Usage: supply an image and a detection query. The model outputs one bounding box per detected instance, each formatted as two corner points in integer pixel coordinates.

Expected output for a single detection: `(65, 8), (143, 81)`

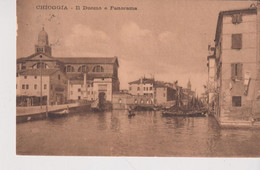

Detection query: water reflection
(17, 110), (260, 156)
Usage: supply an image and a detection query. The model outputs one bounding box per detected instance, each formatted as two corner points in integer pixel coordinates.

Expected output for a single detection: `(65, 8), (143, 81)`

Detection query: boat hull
(162, 111), (206, 117)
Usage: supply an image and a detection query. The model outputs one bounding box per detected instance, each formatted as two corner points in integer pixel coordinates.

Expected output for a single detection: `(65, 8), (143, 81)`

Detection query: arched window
(92, 65), (104, 72)
(78, 65), (87, 73)
(32, 62), (49, 69)
(65, 65), (75, 72)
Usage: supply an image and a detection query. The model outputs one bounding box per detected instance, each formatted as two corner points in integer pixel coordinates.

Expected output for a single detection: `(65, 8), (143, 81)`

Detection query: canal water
(17, 110), (260, 157)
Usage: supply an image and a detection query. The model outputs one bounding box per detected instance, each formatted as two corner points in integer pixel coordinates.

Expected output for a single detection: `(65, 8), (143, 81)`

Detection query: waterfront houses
(208, 3), (260, 127)
(128, 77), (178, 106)
(16, 27), (120, 106)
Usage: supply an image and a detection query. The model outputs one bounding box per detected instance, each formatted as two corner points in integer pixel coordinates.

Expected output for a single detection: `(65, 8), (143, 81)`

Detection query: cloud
(120, 22), (154, 45)
(62, 24), (112, 57)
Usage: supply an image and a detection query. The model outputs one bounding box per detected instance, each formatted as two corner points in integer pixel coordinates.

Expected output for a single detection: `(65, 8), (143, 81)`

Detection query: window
(22, 84), (25, 89)
(92, 65), (104, 72)
(137, 87), (140, 91)
(58, 74), (60, 80)
(232, 34), (242, 49)
(231, 63), (243, 80)
(51, 85), (53, 90)
(26, 84), (29, 89)
(232, 14), (242, 24)
(146, 87), (148, 91)
(232, 96), (241, 107)
(163, 93), (166, 97)
(134, 99), (138, 103)
(78, 65), (87, 72)
(143, 87), (145, 91)
(150, 87), (153, 90)
(44, 84), (47, 89)
(78, 88), (81, 92)
(32, 63), (49, 69)
(66, 65), (75, 72)
(24, 76), (27, 79)
(78, 96), (81, 100)
(34, 76), (37, 79)
(34, 84), (37, 90)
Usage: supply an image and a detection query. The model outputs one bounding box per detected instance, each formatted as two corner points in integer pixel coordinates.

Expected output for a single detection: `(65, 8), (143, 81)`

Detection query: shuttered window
(232, 34), (242, 49)
(231, 63), (243, 80)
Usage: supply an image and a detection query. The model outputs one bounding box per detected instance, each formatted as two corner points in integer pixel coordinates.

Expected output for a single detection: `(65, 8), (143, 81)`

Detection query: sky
(16, 0), (255, 95)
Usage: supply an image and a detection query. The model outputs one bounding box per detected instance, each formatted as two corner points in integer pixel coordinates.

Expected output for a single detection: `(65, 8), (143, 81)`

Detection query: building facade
(17, 28), (120, 106)
(16, 69), (67, 106)
(212, 4), (260, 126)
(128, 77), (177, 106)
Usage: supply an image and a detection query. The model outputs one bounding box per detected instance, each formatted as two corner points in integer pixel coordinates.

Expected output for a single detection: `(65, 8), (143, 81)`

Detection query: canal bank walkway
(16, 103), (80, 116)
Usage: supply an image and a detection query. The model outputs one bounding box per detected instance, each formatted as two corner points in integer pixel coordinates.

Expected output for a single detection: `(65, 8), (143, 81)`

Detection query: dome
(38, 27), (49, 46)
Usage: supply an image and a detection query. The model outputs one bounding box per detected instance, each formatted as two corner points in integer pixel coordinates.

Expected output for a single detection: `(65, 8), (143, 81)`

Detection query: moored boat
(162, 110), (206, 117)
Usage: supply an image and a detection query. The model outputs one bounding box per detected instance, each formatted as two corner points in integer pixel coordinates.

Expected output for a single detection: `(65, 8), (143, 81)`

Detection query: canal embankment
(16, 103), (91, 123)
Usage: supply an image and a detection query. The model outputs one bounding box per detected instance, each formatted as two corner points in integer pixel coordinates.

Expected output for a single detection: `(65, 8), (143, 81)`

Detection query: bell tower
(35, 27), (52, 56)
(187, 79), (191, 90)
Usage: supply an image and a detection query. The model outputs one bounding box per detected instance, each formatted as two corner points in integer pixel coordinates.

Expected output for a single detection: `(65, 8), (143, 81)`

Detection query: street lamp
(40, 55), (42, 109)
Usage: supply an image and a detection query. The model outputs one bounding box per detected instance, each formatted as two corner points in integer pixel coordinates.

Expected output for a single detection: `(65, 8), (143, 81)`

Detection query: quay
(16, 103), (91, 123)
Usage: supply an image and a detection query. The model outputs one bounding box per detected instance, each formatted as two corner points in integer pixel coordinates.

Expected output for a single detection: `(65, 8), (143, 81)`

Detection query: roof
(154, 81), (176, 90)
(56, 56), (119, 66)
(17, 69), (60, 76)
(215, 7), (257, 45)
(128, 78), (155, 84)
(17, 52), (57, 63)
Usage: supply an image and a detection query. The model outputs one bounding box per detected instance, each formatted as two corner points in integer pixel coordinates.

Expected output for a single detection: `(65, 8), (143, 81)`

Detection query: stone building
(16, 27), (120, 105)
(60, 57), (119, 102)
(16, 69), (67, 106)
(212, 3), (260, 127)
(128, 77), (177, 106)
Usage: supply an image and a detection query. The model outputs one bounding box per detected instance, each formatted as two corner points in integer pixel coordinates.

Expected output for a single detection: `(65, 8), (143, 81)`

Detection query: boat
(162, 89), (207, 117)
(162, 110), (206, 117)
(131, 105), (155, 111)
(48, 109), (69, 118)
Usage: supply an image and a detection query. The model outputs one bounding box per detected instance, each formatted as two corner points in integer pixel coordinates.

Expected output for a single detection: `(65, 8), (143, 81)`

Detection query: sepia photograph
(15, 0), (260, 158)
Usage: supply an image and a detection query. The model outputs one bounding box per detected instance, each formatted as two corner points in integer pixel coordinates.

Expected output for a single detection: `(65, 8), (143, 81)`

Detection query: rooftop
(215, 6), (257, 45)
(17, 69), (60, 76)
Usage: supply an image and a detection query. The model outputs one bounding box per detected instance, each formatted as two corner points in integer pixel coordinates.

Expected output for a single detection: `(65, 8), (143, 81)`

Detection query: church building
(16, 27), (120, 106)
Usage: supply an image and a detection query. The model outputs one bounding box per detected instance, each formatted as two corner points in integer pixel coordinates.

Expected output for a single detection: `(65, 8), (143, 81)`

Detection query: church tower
(35, 27), (52, 56)
(187, 79), (191, 90)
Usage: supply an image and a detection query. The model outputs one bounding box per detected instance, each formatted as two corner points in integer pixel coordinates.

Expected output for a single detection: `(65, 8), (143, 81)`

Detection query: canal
(17, 110), (260, 157)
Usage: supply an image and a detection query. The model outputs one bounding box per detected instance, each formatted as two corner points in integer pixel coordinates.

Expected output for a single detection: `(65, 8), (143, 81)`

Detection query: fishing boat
(162, 89), (207, 117)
